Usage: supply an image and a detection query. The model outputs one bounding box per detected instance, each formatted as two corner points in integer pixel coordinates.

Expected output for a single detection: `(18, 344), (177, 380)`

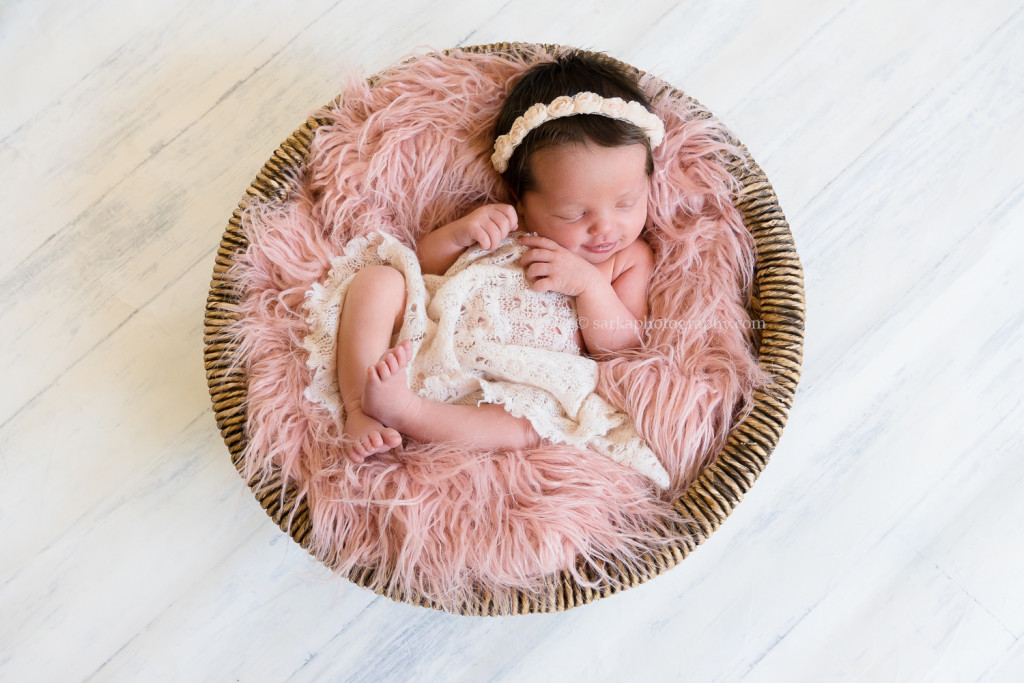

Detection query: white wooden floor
(2, 1), (1022, 681)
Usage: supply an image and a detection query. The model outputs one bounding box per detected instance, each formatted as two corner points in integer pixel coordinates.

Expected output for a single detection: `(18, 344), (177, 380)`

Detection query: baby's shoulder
(611, 238), (655, 281)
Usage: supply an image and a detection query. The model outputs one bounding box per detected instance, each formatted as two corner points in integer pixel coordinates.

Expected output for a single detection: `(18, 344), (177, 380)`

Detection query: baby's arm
(417, 204), (518, 275)
(520, 236), (654, 354)
(576, 240), (654, 353)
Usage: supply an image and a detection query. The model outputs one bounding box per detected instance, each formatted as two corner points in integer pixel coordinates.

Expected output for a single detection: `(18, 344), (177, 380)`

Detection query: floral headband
(491, 91), (665, 173)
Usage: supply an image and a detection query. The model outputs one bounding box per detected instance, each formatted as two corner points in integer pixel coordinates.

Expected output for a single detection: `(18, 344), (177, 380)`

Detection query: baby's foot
(341, 407), (402, 463)
(362, 339), (419, 431)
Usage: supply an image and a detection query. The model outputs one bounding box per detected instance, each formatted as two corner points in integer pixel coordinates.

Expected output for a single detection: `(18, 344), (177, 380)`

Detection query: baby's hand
(519, 235), (602, 296)
(448, 204), (518, 251)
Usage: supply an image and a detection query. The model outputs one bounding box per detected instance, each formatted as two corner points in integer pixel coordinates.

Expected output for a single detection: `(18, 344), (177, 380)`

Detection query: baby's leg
(336, 265), (407, 462)
(364, 342), (540, 450)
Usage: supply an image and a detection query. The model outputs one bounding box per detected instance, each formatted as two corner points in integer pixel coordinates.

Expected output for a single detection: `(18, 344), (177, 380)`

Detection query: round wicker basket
(204, 42), (805, 615)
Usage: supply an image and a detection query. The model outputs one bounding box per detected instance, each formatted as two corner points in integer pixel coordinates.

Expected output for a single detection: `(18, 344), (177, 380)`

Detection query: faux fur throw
(231, 47), (767, 611)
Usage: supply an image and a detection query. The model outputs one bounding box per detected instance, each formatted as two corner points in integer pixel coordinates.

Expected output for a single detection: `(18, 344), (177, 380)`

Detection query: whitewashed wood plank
(898, 311), (1024, 636)
(637, 0), (848, 113)
(456, 0), (684, 63)
(0, 0), (185, 138)
(0, 0), (343, 280)
(745, 530), (1018, 682)
(0, 417), (260, 681)
(982, 637), (1024, 682)
(793, 9), (1023, 392)
(715, 0), (1021, 218)
(0, 256), (218, 572)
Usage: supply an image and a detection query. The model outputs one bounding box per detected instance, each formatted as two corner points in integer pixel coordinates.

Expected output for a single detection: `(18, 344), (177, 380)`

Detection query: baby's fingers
(488, 206), (517, 242)
(518, 234), (561, 250)
(485, 215), (519, 249)
(520, 246), (554, 268)
(491, 203), (518, 230)
(466, 224), (495, 250)
(525, 262), (552, 282)
(528, 276), (556, 293)
(475, 222), (503, 250)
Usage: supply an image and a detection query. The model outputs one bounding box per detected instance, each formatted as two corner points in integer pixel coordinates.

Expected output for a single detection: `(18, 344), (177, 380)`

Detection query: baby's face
(519, 142), (649, 264)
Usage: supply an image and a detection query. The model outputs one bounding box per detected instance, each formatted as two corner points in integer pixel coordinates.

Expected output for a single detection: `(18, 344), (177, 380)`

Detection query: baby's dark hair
(495, 50), (656, 199)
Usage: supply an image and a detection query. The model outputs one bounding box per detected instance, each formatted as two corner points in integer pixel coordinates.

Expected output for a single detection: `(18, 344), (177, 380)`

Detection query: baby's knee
(348, 265), (407, 331)
(351, 264), (404, 285)
(350, 265), (406, 297)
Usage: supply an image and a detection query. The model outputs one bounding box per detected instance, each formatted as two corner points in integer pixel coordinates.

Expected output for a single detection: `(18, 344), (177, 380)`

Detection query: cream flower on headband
(491, 91), (665, 173)
(546, 95), (576, 118)
(574, 92), (603, 113)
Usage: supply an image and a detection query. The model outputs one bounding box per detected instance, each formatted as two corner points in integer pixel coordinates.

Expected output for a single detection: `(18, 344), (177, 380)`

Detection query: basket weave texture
(203, 43), (805, 615)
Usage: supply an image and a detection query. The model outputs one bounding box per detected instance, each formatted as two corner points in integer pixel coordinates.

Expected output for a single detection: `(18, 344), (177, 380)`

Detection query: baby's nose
(588, 211), (612, 234)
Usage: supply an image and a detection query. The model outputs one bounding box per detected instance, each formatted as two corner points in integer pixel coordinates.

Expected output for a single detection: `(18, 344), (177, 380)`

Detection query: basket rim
(203, 41), (805, 615)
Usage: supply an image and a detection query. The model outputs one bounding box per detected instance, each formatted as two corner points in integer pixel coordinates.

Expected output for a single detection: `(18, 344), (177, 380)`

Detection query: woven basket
(204, 42), (805, 615)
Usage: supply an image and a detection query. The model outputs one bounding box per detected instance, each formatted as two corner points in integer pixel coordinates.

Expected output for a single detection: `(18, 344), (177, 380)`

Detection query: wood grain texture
(2, 0), (1022, 680)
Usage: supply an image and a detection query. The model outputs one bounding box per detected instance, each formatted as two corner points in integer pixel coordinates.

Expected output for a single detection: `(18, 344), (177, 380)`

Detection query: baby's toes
(394, 340), (411, 366)
(368, 361), (387, 382)
(381, 427), (402, 448)
(363, 431), (383, 450)
(374, 348), (400, 376)
(344, 441), (366, 464)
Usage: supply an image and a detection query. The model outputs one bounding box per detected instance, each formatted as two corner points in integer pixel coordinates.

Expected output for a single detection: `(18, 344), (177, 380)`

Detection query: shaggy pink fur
(230, 48), (766, 611)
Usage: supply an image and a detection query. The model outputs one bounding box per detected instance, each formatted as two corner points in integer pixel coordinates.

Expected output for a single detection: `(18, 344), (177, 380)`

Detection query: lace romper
(302, 230), (669, 489)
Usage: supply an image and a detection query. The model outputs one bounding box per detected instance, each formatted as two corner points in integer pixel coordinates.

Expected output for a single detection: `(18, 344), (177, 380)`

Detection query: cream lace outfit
(301, 230), (670, 489)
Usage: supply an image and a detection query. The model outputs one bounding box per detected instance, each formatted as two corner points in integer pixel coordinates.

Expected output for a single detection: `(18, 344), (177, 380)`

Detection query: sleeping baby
(301, 50), (671, 489)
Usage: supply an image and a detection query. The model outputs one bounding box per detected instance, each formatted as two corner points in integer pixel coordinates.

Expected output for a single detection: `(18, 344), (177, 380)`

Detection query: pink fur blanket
(232, 47), (766, 612)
